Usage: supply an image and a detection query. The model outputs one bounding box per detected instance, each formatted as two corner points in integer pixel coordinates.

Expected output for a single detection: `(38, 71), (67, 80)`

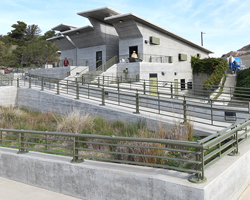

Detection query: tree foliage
(22, 39), (59, 67)
(7, 21), (27, 46)
(25, 24), (42, 41)
(0, 21), (59, 68)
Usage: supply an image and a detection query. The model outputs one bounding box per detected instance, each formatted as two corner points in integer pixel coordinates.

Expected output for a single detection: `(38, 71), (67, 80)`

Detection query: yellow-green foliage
(191, 56), (227, 88)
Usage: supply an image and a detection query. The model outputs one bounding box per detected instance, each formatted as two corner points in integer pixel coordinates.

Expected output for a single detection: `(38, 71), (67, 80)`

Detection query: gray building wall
(62, 18), (119, 70)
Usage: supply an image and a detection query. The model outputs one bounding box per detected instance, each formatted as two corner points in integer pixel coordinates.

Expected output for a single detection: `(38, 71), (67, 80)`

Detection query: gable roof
(105, 13), (213, 54)
(51, 24), (79, 32)
(77, 6), (122, 25)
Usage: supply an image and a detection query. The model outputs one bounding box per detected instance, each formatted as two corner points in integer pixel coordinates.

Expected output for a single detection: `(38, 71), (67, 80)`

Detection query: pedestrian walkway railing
(13, 74), (250, 128)
(0, 73), (13, 86)
(0, 116), (249, 183)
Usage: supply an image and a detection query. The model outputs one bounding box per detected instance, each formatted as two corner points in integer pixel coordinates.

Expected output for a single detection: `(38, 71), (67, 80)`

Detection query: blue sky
(1, 0), (250, 57)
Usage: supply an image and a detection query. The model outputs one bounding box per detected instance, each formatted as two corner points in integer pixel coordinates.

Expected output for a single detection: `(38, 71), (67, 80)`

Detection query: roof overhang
(51, 23), (79, 32)
(105, 13), (213, 54)
(62, 25), (94, 36)
(46, 35), (64, 41)
(77, 6), (122, 25)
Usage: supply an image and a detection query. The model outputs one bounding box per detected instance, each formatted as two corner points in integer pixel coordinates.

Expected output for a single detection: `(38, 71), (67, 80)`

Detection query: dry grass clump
(115, 120), (194, 166)
(55, 110), (94, 134)
(0, 106), (24, 127)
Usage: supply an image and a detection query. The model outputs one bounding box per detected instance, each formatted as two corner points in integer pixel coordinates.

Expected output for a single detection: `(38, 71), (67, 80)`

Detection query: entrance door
(149, 73), (158, 96)
(96, 51), (102, 69)
(129, 46), (138, 58)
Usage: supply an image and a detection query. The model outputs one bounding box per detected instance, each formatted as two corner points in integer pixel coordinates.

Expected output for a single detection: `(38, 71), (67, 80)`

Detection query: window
(181, 79), (185, 90)
(150, 36), (160, 45)
(179, 54), (187, 61)
(187, 82), (192, 89)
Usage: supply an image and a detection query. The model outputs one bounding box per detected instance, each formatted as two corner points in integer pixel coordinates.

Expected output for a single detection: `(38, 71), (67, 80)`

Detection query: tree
(26, 24), (42, 41)
(7, 21), (27, 46)
(22, 39), (59, 67)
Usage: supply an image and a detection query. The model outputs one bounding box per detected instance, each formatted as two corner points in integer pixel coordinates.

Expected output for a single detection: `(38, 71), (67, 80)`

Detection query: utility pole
(201, 32), (206, 46)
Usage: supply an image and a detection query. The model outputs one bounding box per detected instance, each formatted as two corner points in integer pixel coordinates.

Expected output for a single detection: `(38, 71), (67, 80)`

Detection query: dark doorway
(96, 51), (102, 69)
(129, 46), (138, 58)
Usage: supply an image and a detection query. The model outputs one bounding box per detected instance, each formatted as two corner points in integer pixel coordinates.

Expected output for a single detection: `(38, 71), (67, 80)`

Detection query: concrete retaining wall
(0, 86), (17, 106)
(0, 136), (250, 200)
(27, 66), (89, 79)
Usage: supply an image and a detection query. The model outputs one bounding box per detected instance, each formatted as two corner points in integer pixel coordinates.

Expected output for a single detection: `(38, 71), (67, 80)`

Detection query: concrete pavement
(238, 183), (250, 200)
(0, 177), (81, 200)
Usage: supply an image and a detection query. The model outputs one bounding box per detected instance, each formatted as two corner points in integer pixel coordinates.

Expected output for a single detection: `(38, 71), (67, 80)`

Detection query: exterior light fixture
(76, 31), (80, 34)
(119, 20), (123, 23)
(174, 72), (178, 75)
(57, 38), (60, 41)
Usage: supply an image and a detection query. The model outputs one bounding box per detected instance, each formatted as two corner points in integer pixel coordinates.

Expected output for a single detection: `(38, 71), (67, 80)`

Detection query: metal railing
(96, 55), (118, 72)
(119, 54), (172, 63)
(0, 116), (249, 183)
(15, 74), (250, 129)
(0, 73), (13, 86)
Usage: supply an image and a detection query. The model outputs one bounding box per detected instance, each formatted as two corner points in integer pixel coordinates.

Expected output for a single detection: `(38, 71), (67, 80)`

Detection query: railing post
(183, 96), (187, 124)
(45, 132), (48, 151)
(17, 78), (19, 88)
(143, 80), (146, 95)
(11, 78), (13, 86)
(210, 99), (213, 125)
(188, 148), (206, 183)
(171, 83), (173, 98)
(67, 79), (69, 94)
(88, 83), (90, 98)
(98, 77), (100, 88)
(41, 77), (44, 91)
(158, 92), (160, 114)
(75, 83), (79, 99)
(103, 75), (105, 85)
(71, 136), (84, 163)
(100, 88), (105, 106)
(133, 90), (140, 114)
(229, 130), (240, 156)
(56, 79), (59, 95)
(29, 75), (31, 88)
(18, 132), (28, 154)
(0, 129), (2, 145)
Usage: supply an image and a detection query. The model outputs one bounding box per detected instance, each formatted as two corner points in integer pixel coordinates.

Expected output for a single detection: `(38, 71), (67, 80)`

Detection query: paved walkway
(238, 183), (250, 200)
(0, 177), (81, 200)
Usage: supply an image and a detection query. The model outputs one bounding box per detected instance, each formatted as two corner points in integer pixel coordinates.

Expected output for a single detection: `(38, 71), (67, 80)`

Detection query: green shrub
(191, 56), (227, 88)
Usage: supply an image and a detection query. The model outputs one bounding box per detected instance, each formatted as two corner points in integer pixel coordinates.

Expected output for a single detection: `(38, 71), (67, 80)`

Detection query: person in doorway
(63, 58), (69, 67)
(131, 51), (138, 58)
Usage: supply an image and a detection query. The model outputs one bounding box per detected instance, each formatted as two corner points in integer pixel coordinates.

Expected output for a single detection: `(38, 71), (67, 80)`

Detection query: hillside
(221, 44), (250, 68)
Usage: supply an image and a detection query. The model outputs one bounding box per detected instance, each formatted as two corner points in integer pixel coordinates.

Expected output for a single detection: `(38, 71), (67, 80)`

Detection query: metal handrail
(0, 116), (249, 183)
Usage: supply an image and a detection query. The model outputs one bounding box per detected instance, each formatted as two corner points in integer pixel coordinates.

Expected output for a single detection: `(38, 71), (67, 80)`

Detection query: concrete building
(48, 6), (213, 89)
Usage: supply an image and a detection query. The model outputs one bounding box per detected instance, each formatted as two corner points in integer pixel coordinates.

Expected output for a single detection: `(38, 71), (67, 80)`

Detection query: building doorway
(96, 51), (102, 69)
(149, 73), (158, 96)
(129, 46), (138, 58)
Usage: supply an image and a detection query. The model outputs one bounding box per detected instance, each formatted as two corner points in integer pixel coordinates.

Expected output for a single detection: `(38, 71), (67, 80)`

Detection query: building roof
(77, 6), (122, 25)
(105, 13), (213, 54)
(62, 26), (94, 36)
(51, 24), (79, 32)
(46, 35), (64, 41)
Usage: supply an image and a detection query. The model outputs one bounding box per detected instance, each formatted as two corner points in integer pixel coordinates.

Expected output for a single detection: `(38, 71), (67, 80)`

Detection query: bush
(191, 56), (227, 88)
